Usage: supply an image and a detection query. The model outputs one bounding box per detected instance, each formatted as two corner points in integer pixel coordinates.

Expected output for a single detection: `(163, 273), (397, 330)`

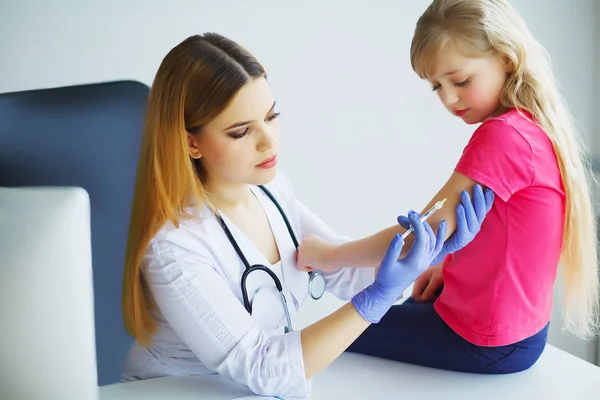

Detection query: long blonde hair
(122, 33), (266, 346)
(410, 0), (599, 338)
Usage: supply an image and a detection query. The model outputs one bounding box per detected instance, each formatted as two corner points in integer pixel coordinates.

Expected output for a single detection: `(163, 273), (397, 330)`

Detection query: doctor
(120, 33), (493, 398)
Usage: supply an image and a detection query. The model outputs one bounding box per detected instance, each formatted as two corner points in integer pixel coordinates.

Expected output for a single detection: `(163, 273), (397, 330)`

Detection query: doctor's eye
(228, 127), (250, 139)
(266, 112), (280, 122)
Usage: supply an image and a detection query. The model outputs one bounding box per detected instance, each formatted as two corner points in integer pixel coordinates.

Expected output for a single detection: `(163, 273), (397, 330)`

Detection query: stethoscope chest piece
(308, 271), (326, 300)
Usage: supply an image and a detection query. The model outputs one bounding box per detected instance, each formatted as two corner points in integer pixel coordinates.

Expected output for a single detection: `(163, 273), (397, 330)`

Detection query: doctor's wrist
(430, 249), (448, 266)
(351, 284), (396, 324)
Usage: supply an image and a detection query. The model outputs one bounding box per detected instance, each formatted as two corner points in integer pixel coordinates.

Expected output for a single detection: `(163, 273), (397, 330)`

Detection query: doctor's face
(189, 77), (281, 188)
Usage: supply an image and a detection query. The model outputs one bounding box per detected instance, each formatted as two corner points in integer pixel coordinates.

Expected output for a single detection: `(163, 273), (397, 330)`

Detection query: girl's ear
(502, 55), (514, 73)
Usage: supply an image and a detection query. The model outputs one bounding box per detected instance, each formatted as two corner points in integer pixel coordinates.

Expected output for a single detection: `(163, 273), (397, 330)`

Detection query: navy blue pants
(347, 297), (549, 374)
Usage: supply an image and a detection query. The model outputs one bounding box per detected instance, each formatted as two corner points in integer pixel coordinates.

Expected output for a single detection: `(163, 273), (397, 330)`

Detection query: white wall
(1, 0), (598, 363)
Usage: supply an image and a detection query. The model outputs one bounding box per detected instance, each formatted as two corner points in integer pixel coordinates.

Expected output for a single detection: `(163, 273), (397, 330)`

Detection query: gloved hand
(352, 211), (446, 323)
(397, 184), (494, 266)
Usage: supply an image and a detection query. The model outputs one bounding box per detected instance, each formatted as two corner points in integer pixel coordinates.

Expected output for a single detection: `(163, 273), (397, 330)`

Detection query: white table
(99, 344), (600, 399)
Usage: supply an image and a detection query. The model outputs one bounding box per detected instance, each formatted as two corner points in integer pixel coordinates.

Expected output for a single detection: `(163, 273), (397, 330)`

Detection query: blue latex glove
(352, 212), (447, 323)
(397, 184), (494, 266)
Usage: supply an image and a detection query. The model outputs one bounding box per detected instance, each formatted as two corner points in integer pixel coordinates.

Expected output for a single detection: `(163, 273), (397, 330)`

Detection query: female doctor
(120, 33), (493, 398)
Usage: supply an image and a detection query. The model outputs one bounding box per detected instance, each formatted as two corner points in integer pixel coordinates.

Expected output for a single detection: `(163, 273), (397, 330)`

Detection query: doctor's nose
(256, 125), (276, 152)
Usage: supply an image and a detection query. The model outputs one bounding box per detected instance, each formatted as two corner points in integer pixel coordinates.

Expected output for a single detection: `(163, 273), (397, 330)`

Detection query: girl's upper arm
(421, 118), (534, 240)
(416, 171), (484, 240)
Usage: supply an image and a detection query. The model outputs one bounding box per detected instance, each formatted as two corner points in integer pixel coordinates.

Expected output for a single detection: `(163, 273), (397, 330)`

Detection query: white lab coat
(121, 171), (375, 397)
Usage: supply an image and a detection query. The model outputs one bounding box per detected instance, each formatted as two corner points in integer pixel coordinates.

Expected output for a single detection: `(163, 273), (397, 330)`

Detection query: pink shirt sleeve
(455, 119), (534, 202)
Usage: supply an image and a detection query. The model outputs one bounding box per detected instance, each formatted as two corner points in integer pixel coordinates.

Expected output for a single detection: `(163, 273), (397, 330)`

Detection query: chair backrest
(0, 80), (149, 385)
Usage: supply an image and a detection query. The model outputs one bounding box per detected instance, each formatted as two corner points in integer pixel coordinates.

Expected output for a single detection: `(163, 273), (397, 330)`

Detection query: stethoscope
(213, 185), (327, 333)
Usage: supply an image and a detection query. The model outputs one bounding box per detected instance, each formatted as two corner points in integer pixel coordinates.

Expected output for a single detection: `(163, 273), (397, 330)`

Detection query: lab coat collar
(250, 185), (308, 309)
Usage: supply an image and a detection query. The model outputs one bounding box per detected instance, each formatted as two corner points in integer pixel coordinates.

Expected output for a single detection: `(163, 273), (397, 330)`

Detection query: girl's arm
(295, 200), (375, 299)
(318, 172), (483, 271)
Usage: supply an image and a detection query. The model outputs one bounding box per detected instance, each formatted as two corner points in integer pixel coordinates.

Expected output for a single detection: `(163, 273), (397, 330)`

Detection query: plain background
(1, 0), (598, 365)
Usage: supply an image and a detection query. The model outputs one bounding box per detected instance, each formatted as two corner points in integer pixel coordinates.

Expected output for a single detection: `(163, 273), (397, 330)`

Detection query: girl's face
(188, 77), (281, 189)
(427, 44), (513, 124)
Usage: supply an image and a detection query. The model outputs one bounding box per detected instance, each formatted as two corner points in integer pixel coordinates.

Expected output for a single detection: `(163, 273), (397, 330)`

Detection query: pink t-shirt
(434, 108), (565, 347)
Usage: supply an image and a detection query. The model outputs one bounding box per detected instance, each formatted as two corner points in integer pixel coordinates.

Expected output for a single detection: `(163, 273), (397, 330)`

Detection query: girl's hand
(412, 263), (444, 302)
(296, 235), (338, 273)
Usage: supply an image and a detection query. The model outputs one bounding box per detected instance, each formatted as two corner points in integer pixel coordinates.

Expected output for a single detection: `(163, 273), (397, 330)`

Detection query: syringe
(401, 198), (447, 239)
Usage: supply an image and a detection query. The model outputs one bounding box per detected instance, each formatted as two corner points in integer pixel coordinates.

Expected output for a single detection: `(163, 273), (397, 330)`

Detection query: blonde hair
(411, 0), (599, 338)
(122, 33), (266, 346)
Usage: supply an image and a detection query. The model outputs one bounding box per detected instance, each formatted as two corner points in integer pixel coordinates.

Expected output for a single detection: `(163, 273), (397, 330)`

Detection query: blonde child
(298, 0), (599, 373)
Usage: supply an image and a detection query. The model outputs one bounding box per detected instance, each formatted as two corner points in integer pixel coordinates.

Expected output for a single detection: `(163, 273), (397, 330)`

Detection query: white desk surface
(99, 344), (600, 399)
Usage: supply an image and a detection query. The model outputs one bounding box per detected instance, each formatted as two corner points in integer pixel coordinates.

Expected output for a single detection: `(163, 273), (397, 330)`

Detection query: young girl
(298, 0), (599, 374)
(118, 32), (489, 397)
